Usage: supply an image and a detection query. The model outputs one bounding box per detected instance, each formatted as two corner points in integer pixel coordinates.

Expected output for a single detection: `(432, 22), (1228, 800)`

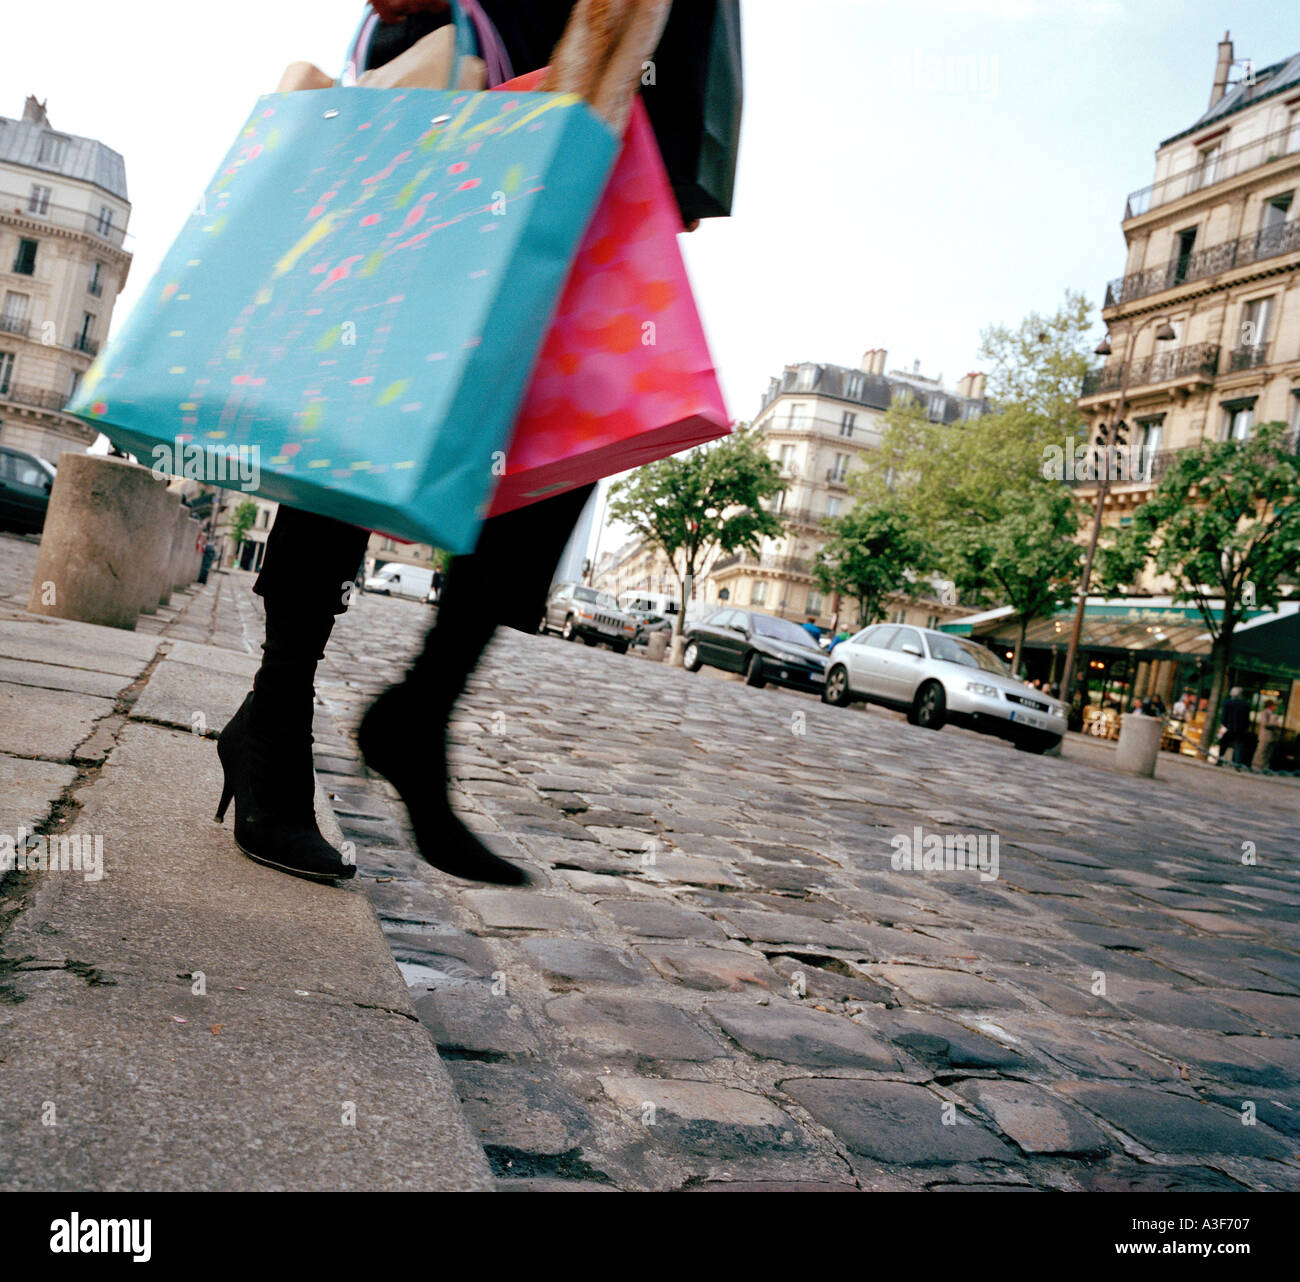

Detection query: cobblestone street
(4, 532), (1298, 1192)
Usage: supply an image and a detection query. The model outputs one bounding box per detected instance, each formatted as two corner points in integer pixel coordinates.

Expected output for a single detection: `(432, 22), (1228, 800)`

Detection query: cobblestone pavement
(4, 533), (1298, 1192)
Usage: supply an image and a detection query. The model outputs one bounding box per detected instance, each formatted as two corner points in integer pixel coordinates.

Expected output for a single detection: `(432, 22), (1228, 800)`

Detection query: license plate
(1012, 710), (1044, 729)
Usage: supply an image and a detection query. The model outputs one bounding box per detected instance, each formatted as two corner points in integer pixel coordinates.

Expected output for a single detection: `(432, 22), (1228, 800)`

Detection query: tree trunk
(1199, 630), (1234, 755)
(668, 556), (692, 667)
(1012, 617), (1028, 677)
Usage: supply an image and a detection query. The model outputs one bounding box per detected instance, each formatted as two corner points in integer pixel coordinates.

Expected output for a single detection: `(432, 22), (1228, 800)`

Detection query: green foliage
(812, 502), (929, 627)
(607, 428), (786, 630)
(1099, 421), (1300, 744)
(228, 499), (258, 549)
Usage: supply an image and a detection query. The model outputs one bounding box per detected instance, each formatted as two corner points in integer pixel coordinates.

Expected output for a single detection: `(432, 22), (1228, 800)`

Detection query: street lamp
(1058, 316), (1176, 713)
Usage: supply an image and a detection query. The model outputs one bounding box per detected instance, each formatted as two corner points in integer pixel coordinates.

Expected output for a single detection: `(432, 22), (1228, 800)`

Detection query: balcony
(825, 469), (849, 488)
(73, 334), (99, 356)
(0, 382), (70, 412)
(1067, 430), (1300, 487)
(709, 552), (812, 576)
(1104, 219), (1300, 307)
(1124, 122), (1300, 220)
(0, 316), (31, 338)
(1080, 342), (1219, 398)
(1227, 343), (1271, 373)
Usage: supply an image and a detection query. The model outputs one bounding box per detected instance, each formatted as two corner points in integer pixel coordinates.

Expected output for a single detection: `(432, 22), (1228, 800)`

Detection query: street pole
(1060, 316), (1170, 711)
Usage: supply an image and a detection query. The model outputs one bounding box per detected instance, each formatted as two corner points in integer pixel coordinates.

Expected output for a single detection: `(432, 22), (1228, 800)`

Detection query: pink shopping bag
(485, 68), (730, 516)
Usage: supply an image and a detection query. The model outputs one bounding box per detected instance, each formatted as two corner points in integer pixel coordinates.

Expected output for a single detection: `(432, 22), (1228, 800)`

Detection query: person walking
(1218, 686), (1250, 766)
(215, 0), (740, 887)
(1253, 699), (1282, 771)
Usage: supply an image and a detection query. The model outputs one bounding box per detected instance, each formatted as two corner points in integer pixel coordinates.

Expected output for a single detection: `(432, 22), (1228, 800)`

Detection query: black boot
(357, 627), (530, 887)
(216, 601), (355, 883)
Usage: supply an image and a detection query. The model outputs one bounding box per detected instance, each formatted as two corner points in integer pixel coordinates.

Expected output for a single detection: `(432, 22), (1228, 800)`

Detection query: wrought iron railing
(0, 316), (31, 338)
(1080, 342), (1220, 397)
(73, 334), (99, 356)
(0, 382), (70, 412)
(1065, 429), (1300, 487)
(1124, 122), (1300, 220)
(1104, 218), (1300, 307)
(1228, 343), (1271, 372)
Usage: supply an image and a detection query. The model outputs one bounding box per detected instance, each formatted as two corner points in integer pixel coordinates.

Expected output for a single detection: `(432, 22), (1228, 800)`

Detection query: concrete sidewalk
(0, 579), (492, 1191)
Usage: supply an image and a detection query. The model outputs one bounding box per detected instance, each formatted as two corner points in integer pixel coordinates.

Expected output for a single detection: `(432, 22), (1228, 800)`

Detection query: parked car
(363, 563), (434, 599)
(822, 622), (1066, 752)
(0, 446), (56, 534)
(683, 608), (828, 691)
(540, 582), (637, 653)
(627, 610), (674, 647)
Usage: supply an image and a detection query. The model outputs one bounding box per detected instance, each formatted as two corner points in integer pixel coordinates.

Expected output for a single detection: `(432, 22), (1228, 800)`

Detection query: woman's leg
(358, 483), (596, 884)
(216, 504), (371, 882)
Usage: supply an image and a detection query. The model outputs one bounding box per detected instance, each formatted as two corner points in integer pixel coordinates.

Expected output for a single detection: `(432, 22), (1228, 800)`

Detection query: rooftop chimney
(21, 95), (49, 126)
(860, 348), (887, 375)
(1209, 31), (1233, 109)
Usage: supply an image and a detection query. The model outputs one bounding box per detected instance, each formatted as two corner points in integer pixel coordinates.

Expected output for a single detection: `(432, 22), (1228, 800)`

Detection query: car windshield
(926, 633), (1011, 675)
(574, 587), (618, 609)
(750, 614), (820, 648)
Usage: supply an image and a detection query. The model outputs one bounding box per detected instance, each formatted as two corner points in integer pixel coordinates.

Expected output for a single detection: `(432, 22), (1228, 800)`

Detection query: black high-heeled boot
(216, 602), (354, 883)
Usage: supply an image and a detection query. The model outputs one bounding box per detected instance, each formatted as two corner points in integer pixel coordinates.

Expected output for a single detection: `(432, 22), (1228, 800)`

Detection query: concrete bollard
(143, 489), (183, 612)
(181, 515), (202, 587)
(1115, 713), (1163, 777)
(169, 508), (194, 594)
(646, 630), (669, 662)
(27, 453), (167, 631)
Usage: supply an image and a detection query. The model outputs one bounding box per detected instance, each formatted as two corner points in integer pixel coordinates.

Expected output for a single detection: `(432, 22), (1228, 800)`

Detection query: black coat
(1221, 696), (1250, 735)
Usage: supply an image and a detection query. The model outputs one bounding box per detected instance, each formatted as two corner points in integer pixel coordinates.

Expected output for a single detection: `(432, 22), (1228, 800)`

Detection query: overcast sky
(6, 0), (1296, 421)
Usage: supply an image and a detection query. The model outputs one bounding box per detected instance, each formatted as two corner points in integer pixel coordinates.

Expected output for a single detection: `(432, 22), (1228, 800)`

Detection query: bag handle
(340, 1), (492, 87)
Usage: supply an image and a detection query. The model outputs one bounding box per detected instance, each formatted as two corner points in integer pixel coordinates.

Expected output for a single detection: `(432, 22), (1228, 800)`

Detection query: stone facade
(0, 97), (131, 462)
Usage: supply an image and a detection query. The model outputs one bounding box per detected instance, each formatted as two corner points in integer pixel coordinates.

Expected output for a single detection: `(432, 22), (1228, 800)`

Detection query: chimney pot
(1209, 32), (1233, 109)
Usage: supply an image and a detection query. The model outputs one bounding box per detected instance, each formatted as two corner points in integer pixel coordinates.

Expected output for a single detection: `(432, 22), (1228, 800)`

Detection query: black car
(0, 446), (56, 534)
(683, 608), (828, 690)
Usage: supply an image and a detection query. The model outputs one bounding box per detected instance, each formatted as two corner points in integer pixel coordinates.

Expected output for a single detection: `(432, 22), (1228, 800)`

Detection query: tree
(228, 499), (258, 557)
(862, 293), (1092, 654)
(812, 503), (929, 628)
(1098, 421), (1300, 751)
(607, 428), (786, 656)
(939, 486), (1080, 673)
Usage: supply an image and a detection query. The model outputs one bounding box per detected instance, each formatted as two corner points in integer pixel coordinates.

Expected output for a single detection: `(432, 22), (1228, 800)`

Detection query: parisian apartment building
(1077, 34), (1300, 586)
(0, 96), (131, 462)
(596, 350), (989, 630)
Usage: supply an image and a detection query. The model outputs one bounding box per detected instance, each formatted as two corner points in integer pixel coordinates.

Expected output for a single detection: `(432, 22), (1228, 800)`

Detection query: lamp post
(1059, 316), (1177, 713)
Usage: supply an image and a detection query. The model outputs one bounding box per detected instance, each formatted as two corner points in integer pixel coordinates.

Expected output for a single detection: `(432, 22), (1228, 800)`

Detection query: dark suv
(0, 446), (56, 534)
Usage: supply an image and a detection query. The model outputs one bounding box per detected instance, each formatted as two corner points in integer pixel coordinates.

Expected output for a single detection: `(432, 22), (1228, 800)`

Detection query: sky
(4, 0), (1297, 532)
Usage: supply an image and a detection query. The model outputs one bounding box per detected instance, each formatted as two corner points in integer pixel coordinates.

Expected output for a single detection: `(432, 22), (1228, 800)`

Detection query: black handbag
(642, 0), (743, 222)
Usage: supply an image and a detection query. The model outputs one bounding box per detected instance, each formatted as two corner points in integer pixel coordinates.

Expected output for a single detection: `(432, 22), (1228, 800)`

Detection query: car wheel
(583, 636), (598, 647)
(822, 664), (852, 707)
(537, 614), (549, 635)
(561, 616), (577, 641)
(612, 641), (629, 655)
(744, 653), (766, 688)
(913, 680), (946, 730)
(1015, 730), (1059, 754)
(683, 640), (703, 672)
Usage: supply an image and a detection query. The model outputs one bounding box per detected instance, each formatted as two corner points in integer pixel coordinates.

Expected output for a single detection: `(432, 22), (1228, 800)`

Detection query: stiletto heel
(215, 778), (234, 823)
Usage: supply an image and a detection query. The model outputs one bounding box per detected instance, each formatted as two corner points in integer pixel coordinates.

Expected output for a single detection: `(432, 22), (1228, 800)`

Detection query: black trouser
(253, 484), (595, 632)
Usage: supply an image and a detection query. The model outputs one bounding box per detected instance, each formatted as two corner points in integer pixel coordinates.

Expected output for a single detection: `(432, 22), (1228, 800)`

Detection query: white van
(618, 590), (707, 627)
(363, 563), (434, 600)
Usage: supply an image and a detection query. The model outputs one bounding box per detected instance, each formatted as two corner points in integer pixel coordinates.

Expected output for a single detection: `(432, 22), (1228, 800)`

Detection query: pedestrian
(430, 565), (444, 603)
(1217, 686), (1250, 766)
(215, 0), (741, 886)
(1253, 699), (1281, 771)
(801, 616), (822, 642)
(1172, 692), (1187, 719)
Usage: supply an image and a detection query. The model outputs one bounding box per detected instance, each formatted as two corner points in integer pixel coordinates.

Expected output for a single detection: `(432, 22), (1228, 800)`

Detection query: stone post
(170, 508), (195, 594)
(1115, 712), (1163, 777)
(27, 453), (170, 631)
(143, 489), (183, 613)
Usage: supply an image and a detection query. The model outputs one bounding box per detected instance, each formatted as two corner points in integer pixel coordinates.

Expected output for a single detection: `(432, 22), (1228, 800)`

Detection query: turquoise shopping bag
(70, 70), (616, 553)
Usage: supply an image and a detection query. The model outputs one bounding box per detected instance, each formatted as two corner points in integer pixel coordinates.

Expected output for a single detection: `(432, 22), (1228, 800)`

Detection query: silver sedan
(822, 623), (1067, 753)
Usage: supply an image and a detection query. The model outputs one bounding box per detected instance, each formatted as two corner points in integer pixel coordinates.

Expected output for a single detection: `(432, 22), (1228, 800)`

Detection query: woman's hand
(356, 24), (486, 91)
(277, 61), (335, 92)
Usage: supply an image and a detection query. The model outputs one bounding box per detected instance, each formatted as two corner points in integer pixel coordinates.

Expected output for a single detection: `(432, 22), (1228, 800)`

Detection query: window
(95, 206), (113, 237)
(1195, 142), (1222, 189)
(807, 591), (824, 614)
(76, 312), (96, 352)
(777, 442), (796, 473)
(1224, 402), (1255, 441)
(789, 401), (811, 430)
(0, 351), (14, 395)
(865, 625), (898, 649)
(1239, 296), (1273, 350)
(829, 452), (849, 482)
(928, 395), (945, 420)
(1, 292), (30, 332)
(887, 627), (925, 654)
(1136, 417), (1163, 479)
(825, 497), (841, 518)
(751, 580), (769, 605)
(88, 261), (104, 297)
(1172, 226), (1197, 283)
(13, 238), (37, 275)
(1262, 192), (1293, 229)
(27, 185), (51, 216)
(796, 365), (816, 390)
(844, 372), (864, 399)
(1289, 108), (1300, 154)
(840, 411), (856, 437)
(37, 134), (67, 166)
(1291, 391), (1300, 434)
